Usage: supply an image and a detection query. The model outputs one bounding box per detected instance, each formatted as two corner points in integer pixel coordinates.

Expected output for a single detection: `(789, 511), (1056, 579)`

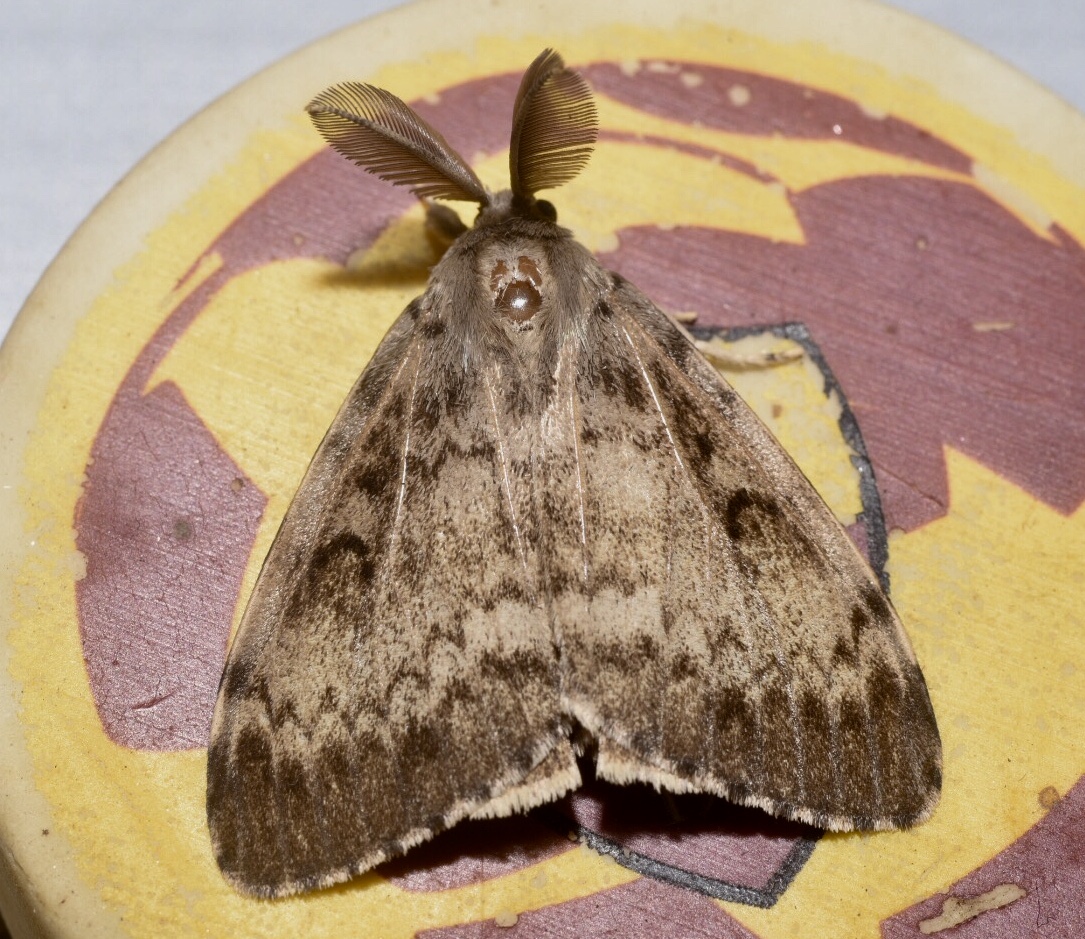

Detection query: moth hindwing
(206, 49), (941, 898)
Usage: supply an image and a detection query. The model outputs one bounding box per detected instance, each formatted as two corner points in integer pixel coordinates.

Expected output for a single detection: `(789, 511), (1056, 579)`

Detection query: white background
(1, 0), (1083, 346)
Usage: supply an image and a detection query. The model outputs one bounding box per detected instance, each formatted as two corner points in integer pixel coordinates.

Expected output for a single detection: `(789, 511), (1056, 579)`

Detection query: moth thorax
(490, 255), (544, 325)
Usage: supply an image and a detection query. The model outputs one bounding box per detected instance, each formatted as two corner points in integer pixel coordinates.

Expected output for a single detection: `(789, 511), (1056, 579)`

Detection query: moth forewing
(563, 273), (940, 832)
(207, 49), (940, 899)
(207, 242), (581, 898)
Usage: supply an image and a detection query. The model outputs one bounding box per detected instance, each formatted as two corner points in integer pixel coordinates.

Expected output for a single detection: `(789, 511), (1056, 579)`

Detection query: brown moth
(206, 49), (941, 898)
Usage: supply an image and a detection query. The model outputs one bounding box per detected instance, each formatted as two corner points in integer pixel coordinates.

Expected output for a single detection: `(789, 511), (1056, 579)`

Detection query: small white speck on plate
(728, 84), (751, 106)
(494, 909), (518, 928)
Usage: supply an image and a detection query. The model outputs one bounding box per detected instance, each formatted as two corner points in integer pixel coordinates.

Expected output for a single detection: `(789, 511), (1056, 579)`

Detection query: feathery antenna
(509, 49), (598, 199)
(307, 83), (490, 204)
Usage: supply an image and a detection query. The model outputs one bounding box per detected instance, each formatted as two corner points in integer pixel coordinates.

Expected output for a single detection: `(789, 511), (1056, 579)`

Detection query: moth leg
(467, 739), (581, 820)
(423, 199), (468, 255)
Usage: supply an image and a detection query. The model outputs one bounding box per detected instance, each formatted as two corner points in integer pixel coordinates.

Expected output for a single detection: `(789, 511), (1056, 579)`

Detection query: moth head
(306, 49), (598, 231)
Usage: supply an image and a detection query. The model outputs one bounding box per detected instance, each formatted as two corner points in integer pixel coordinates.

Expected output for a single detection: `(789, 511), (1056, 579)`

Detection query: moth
(206, 49), (941, 898)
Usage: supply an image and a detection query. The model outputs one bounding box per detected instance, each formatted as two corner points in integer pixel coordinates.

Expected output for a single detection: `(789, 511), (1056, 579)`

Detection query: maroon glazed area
(419, 876), (763, 939)
(73, 59), (1085, 930)
(75, 150), (417, 752)
(599, 183), (1085, 533)
(583, 62), (973, 173)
